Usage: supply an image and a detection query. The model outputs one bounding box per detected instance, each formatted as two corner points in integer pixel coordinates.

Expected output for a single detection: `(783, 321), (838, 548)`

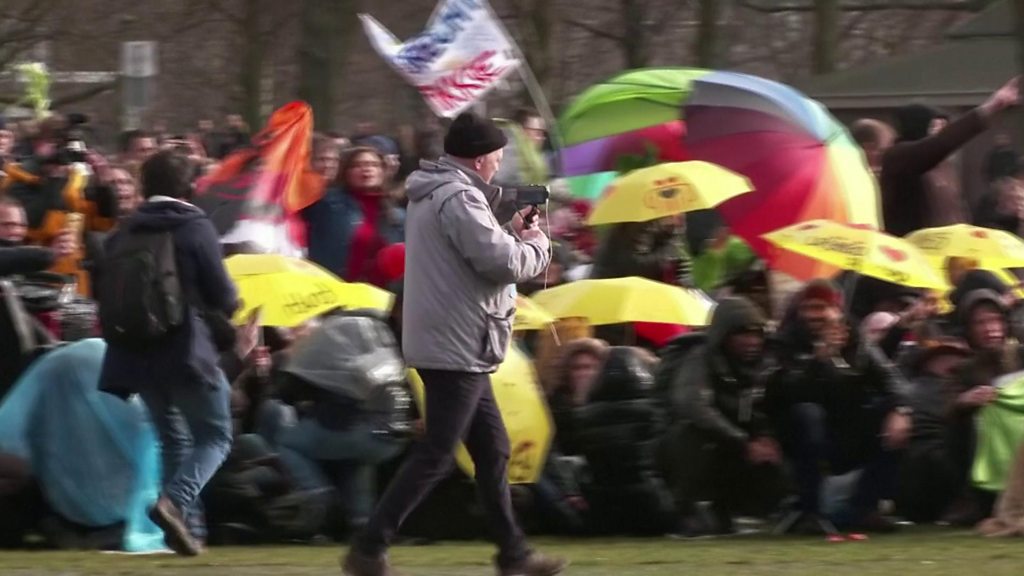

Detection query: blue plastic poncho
(0, 339), (164, 551)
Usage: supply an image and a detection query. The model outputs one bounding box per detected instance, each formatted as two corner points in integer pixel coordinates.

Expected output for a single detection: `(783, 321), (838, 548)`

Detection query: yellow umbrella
(225, 254), (393, 327)
(408, 344), (552, 484)
(530, 277), (716, 326)
(906, 224), (1024, 270)
(763, 220), (947, 290)
(587, 161), (753, 226)
(513, 295), (555, 331)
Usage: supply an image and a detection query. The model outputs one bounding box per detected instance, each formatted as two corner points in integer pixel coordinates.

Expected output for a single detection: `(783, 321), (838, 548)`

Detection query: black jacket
(668, 297), (773, 452)
(768, 314), (911, 419)
(99, 199), (237, 395)
(574, 347), (665, 486)
(0, 239), (55, 277)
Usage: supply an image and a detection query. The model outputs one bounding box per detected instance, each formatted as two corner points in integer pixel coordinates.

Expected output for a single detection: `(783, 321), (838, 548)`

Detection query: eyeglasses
(350, 161), (383, 170)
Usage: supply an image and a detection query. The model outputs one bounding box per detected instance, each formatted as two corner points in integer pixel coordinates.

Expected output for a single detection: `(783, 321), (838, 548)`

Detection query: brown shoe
(498, 552), (569, 576)
(147, 495), (201, 556)
(341, 549), (401, 576)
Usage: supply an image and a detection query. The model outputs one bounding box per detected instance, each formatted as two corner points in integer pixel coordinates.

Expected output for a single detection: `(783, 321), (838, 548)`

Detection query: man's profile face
(477, 148), (504, 184)
(521, 116), (546, 149)
(0, 205), (28, 244)
(0, 129), (14, 156)
(129, 137), (158, 162)
(314, 148), (341, 182)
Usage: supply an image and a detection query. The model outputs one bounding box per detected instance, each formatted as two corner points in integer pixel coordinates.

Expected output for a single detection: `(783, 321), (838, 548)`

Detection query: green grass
(2, 530), (1023, 575)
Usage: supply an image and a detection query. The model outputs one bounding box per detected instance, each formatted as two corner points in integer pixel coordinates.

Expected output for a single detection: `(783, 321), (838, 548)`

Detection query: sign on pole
(120, 41), (158, 130)
(120, 41), (158, 78)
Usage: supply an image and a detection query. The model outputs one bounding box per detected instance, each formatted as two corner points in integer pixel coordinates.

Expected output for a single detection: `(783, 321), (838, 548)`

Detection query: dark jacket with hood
(948, 289), (1024, 419)
(574, 347), (666, 485)
(99, 199), (238, 396)
(881, 105), (988, 236)
(591, 222), (692, 286)
(667, 297), (773, 452)
(768, 281), (911, 421)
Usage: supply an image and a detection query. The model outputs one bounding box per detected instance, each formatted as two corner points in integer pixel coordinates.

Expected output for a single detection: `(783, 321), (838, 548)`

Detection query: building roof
(947, 0), (1012, 38)
(798, 1), (1014, 109)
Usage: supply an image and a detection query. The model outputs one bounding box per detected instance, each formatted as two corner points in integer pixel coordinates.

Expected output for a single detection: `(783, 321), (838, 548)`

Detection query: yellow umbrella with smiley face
(586, 161), (753, 225)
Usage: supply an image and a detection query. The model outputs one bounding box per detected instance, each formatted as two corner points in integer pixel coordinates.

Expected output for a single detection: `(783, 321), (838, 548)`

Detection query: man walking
(344, 113), (566, 576)
(98, 151), (237, 555)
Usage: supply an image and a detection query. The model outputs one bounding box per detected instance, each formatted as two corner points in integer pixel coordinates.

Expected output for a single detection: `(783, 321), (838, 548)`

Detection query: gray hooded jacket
(402, 157), (550, 372)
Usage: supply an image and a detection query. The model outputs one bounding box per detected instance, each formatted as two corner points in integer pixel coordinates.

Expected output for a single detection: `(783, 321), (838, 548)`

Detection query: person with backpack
(97, 150), (238, 556)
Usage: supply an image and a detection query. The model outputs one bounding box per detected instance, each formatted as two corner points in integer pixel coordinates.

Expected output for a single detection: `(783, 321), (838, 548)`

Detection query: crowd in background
(3, 89), (1024, 550)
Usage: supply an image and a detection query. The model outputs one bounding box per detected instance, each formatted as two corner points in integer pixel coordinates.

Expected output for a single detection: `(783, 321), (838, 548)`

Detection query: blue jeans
(137, 371), (233, 539)
(257, 400), (403, 524)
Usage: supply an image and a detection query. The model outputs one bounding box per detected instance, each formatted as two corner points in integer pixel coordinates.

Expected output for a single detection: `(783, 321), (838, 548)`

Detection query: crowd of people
(0, 75), (1023, 572)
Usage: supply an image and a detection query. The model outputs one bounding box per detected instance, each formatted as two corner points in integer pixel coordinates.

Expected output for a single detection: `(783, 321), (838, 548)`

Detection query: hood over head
(124, 198), (208, 233)
(706, 296), (766, 353)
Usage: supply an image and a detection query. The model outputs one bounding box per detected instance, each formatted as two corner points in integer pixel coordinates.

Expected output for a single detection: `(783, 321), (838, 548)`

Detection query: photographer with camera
(344, 112), (564, 576)
(0, 114), (118, 296)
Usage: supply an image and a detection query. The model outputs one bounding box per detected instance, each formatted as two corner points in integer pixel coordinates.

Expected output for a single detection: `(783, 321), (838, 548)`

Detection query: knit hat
(444, 112), (508, 158)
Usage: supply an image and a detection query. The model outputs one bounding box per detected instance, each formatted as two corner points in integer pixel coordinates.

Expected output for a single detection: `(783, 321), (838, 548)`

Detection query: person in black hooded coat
(768, 280), (913, 534)
(573, 347), (675, 535)
(880, 78), (1019, 237)
(660, 297), (784, 535)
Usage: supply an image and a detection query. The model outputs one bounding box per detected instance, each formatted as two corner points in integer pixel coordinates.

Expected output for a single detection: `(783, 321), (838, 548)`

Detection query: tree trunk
(510, 0), (556, 106)
(695, 0), (722, 67)
(239, 0), (265, 130)
(813, 0), (840, 74)
(297, 0), (336, 130)
(621, 0), (649, 68)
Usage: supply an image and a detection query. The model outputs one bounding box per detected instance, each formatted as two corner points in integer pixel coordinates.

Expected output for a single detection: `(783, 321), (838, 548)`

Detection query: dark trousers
(665, 424), (784, 519)
(356, 369), (528, 567)
(786, 402), (898, 522)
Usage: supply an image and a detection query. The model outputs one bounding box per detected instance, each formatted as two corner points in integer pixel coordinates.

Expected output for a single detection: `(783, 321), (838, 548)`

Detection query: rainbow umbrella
(685, 71), (879, 280)
(559, 68), (709, 177)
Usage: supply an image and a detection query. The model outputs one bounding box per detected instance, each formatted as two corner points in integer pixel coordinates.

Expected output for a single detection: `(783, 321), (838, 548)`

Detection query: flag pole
(483, 1), (565, 178)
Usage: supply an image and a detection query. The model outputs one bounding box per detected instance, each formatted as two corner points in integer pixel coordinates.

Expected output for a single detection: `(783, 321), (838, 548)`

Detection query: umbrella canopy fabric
(560, 68), (709, 145)
(282, 315), (406, 402)
(685, 70), (879, 280)
(906, 224), (1024, 270)
(566, 171), (617, 200)
(408, 344), (552, 484)
(587, 161), (752, 226)
(531, 277), (716, 326)
(513, 295), (555, 331)
(763, 220), (946, 290)
(225, 254), (393, 327)
(562, 120), (688, 177)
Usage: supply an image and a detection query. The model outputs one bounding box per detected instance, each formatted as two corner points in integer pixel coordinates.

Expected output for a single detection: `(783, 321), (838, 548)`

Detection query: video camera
(43, 114), (90, 167)
(508, 185), (550, 208)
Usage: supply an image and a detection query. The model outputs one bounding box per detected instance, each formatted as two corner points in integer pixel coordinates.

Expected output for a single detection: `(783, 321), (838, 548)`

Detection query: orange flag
(195, 101), (325, 253)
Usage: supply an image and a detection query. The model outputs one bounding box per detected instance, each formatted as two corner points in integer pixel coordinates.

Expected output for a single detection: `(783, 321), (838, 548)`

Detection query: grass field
(2, 529), (1024, 576)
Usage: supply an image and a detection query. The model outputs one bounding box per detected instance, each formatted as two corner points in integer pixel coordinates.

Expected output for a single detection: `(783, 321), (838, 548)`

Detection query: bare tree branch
(562, 17), (624, 41)
(52, 80), (120, 108)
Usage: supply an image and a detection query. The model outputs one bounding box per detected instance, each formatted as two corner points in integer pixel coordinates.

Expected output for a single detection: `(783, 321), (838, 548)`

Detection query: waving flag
(360, 0), (520, 118)
(193, 102), (324, 255)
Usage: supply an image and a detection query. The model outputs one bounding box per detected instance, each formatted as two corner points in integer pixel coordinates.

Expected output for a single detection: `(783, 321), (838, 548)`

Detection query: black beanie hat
(444, 112), (508, 158)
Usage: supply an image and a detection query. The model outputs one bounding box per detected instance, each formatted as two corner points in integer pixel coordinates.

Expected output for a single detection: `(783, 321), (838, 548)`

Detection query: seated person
(574, 347), (675, 535)
(663, 297), (784, 536)
(255, 314), (412, 534)
(769, 281), (912, 535)
(0, 196), (74, 276)
(942, 289), (1022, 525)
(897, 340), (972, 523)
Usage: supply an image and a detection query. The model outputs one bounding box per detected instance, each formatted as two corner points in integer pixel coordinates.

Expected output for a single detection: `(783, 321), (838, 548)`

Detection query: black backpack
(98, 231), (184, 349)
